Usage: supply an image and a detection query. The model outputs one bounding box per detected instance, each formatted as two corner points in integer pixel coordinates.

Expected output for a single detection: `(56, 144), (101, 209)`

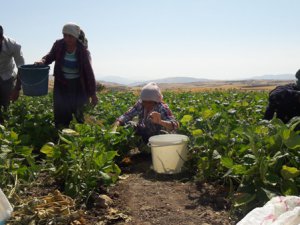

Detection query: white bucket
(0, 189), (13, 225)
(148, 134), (189, 174)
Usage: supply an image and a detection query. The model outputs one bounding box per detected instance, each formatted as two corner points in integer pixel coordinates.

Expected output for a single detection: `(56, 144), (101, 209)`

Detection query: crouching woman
(114, 82), (179, 143)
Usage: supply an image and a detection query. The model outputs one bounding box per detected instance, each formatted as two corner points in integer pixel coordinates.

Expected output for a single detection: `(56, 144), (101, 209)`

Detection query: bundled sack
(0, 188), (13, 225)
(237, 196), (300, 225)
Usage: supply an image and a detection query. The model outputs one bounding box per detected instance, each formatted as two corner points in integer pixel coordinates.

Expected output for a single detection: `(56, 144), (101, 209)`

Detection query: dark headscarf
(295, 69), (300, 88)
(78, 30), (88, 48)
(0, 25), (3, 52)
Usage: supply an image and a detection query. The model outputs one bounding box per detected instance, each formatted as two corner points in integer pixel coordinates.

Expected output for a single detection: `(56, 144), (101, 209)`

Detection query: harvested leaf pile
(7, 190), (86, 225)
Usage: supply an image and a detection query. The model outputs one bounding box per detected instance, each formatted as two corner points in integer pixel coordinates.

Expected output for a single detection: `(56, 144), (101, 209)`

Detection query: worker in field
(35, 22), (98, 128)
(263, 69), (300, 123)
(113, 82), (179, 145)
(0, 25), (25, 123)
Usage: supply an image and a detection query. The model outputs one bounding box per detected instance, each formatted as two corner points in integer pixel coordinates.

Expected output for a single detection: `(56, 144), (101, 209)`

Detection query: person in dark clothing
(35, 22), (98, 128)
(264, 70), (300, 123)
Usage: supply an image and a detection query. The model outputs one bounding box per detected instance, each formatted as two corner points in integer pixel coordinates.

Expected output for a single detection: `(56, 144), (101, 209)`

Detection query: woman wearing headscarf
(114, 82), (179, 143)
(35, 22), (98, 128)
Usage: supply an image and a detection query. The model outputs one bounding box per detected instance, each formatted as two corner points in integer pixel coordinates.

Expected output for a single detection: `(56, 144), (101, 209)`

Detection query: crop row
(1, 90), (300, 215)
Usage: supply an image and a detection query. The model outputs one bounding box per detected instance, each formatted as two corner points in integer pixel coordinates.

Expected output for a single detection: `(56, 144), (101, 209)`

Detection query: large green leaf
(180, 115), (193, 125)
(15, 146), (33, 156)
(233, 192), (256, 207)
(284, 133), (300, 149)
(281, 180), (298, 195)
(202, 109), (215, 119)
(40, 144), (55, 157)
(280, 165), (300, 180)
(233, 164), (247, 175)
(192, 129), (203, 137)
(220, 157), (234, 169)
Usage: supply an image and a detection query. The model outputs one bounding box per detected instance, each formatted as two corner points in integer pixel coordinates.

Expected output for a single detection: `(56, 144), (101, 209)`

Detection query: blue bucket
(18, 64), (50, 96)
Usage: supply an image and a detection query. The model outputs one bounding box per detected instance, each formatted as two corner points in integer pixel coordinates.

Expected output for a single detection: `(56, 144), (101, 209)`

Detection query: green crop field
(2, 89), (300, 222)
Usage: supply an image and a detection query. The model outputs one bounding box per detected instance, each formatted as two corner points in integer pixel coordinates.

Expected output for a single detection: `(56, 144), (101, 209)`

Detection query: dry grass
(116, 80), (293, 93)
(48, 79), (294, 93)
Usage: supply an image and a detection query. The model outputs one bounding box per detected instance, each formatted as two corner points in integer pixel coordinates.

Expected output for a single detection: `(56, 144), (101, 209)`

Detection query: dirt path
(109, 154), (236, 225)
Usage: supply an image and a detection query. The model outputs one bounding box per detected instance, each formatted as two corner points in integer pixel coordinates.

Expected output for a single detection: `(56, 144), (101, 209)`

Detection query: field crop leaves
(1, 89), (300, 216)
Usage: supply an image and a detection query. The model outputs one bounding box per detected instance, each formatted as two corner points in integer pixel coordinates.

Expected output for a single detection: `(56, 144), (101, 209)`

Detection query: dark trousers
(53, 78), (88, 128)
(0, 77), (14, 123)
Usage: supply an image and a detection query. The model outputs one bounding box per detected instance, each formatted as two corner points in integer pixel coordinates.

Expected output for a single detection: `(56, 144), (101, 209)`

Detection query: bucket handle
(19, 75), (48, 87)
(148, 140), (187, 147)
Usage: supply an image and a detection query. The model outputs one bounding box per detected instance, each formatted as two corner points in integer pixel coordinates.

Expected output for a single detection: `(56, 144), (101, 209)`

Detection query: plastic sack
(237, 196), (300, 225)
(0, 189), (13, 225)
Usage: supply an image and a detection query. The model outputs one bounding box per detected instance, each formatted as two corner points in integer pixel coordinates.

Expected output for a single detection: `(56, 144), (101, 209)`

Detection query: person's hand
(149, 111), (162, 125)
(90, 95), (98, 107)
(10, 89), (20, 102)
(34, 59), (45, 65)
(111, 121), (120, 133)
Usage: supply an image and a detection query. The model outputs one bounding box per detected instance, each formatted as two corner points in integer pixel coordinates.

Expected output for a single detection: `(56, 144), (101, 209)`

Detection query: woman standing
(36, 22), (98, 128)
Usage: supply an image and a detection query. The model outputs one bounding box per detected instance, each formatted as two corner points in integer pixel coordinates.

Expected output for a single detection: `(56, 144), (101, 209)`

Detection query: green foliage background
(1, 89), (300, 215)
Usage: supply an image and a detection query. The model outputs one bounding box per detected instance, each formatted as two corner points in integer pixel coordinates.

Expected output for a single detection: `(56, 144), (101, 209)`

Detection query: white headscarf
(62, 22), (80, 39)
(140, 82), (163, 103)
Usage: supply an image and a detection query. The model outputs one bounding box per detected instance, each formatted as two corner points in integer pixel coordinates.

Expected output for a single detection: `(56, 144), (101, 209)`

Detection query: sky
(2, 0), (300, 81)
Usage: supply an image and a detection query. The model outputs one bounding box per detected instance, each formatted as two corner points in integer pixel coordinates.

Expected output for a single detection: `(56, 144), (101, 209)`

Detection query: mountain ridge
(97, 74), (295, 86)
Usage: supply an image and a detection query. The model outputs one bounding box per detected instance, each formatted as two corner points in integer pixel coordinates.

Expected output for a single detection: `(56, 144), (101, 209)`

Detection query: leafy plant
(40, 124), (122, 201)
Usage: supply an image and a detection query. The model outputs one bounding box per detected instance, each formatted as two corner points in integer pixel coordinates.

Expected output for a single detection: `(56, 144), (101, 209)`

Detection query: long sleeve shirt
(42, 39), (96, 97)
(0, 36), (25, 80)
(117, 100), (179, 135)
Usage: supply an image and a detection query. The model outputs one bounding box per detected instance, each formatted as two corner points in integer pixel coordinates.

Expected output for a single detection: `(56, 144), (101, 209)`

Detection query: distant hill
(97, 74), (296, 87)
(129, 76), (211, 86)
(249, 74), (295, 80)
(98, 76), (137, 85)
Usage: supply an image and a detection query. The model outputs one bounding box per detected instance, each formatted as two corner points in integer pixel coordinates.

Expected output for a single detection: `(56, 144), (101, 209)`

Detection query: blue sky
(2, 0), (300, 81)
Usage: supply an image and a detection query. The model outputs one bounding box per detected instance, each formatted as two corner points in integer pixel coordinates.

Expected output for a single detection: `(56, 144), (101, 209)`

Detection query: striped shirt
(62, 51), (80, 79)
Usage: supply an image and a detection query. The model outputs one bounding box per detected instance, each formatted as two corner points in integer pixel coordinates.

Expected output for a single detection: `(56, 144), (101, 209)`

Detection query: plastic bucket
(18, 64), (50, 96)
(148, 134), (189, 174)
(0, 189), (13, 224)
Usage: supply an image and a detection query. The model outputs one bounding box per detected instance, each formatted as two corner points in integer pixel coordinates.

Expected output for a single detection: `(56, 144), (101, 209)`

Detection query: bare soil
(108, 153), (236, 225)
(7, 153), (237, 225)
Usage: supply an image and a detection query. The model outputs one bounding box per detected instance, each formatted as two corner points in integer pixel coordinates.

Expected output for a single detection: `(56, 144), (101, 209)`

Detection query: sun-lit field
(2, 85), (300, 223)
(105, 79), (293, 92)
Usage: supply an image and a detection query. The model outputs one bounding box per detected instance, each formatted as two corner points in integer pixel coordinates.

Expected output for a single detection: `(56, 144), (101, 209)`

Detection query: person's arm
(35, 40), (60, 65)
(10, 42), (24, 101)
(150, 103), (179, 131)
(12, 42), (24, 68)
(117, 101), (141, 125)
(263, 103), (276, 120)
(149, 111), (175, 130)
(80, 46), (98, 106)
(10, 69), (22, 101)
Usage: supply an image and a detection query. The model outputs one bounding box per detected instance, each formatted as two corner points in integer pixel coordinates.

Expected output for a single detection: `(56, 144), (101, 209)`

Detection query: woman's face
(63, 34), (77, 49)
(142, 100), (156, 111)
